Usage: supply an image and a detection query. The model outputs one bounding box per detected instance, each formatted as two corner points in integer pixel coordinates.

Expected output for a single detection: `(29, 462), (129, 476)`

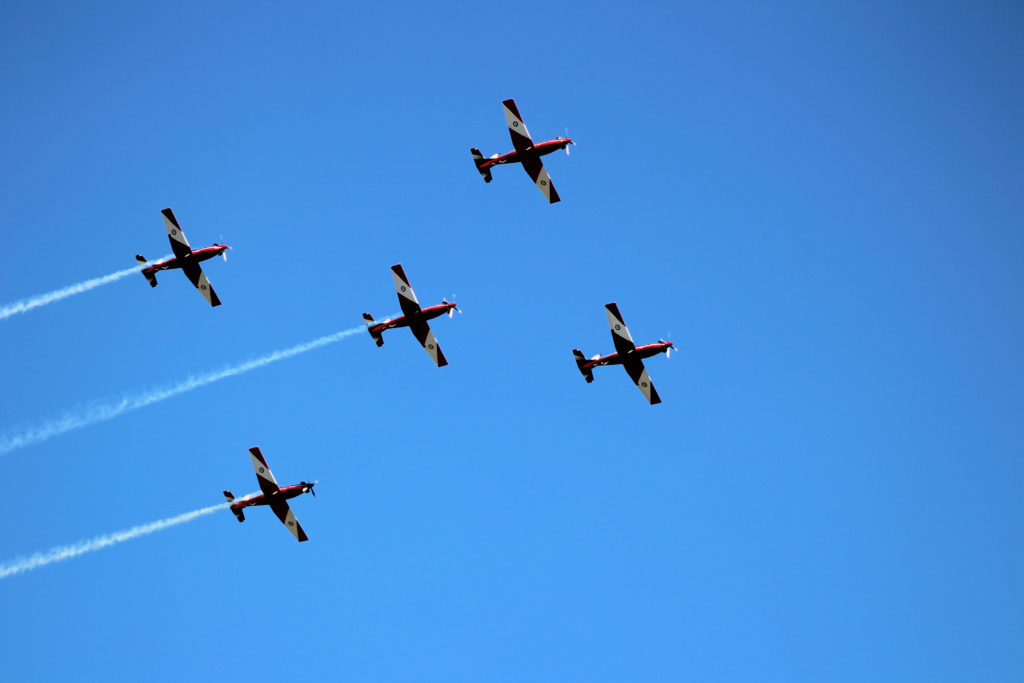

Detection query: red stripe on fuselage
(231, 484), (307, 510)
(583, 343), (669, 370)
(370, 303), (452, 334)
(479, 139), (569, 169)
(142, 246), (228, 274)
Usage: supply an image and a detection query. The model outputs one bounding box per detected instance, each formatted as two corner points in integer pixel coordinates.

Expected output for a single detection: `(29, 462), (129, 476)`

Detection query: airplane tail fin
(136, 255), (158, 287)
(363, 313), (384, 347)
(572, 349), (594, 383)
(223, 491), (245, 522)
(470, 148), (493, 183)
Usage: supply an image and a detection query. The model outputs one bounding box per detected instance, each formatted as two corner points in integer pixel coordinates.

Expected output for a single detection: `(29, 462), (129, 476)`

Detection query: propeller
(219, 235), (229, 261)
(443, 296), (462, 318)
(301, 480), (318, 497)
(660, 333), (674, 358)
(563, 128), (575, 155)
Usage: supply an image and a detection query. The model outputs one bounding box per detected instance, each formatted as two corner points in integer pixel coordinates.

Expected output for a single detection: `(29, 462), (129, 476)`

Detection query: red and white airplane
(363, 264), (460, 367)
(471, 98), (574, 204)
(135, 208), (230, 307)
(223, 447), (316, 542)
(573, 303), (675, 405)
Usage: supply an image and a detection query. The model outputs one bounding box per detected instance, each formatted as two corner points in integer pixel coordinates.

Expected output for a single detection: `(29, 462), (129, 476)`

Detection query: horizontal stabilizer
(223, 491), (245, 522)
(470, 148), (493, 183)
(136, 258), (158, 287)
(572, 349), (594, 383)
(363, 313), (384, 347)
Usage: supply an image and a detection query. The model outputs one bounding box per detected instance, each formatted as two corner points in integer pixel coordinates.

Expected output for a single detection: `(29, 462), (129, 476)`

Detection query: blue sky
(1, 1), (1022, 680)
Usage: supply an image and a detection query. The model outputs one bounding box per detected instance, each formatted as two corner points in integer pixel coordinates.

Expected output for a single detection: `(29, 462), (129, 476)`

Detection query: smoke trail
(0, 257), (170, 321)
(0, 497), (254, 579)
(0, 322), (373, 456)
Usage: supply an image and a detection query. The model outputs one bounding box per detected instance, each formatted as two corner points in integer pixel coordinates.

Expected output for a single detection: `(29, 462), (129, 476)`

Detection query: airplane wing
(502, 98), (534, 152)
(270, 500), (309, 542)
(520, 156), (561, 204)
(249, 447), (280, 496)
(181, 262), (222, 307)
(162, 208), (193, 260)
(409, 319), (448, 367)
(605, 303), (636, 355)
(391, 264), (422, 317)
(623, 356), (662, 405)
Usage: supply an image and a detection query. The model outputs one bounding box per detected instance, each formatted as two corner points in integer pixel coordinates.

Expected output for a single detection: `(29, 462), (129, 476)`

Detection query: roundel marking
(171, 229), (177, 235)
(512, 121), (519, 127)
(642, 381), (649, 388)
(201, 284), (207, 290)
(259, 467), (265, 473)
(615, 324), (621, 330)
(400, 285), (407, 292)
(540, 180), (547, 186)
(428, 343), (435, 349)
(288, 521), (295, 527)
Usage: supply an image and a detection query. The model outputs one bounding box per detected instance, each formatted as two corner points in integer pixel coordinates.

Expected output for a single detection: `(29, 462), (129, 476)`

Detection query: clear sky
(1, 1), (1022, 680)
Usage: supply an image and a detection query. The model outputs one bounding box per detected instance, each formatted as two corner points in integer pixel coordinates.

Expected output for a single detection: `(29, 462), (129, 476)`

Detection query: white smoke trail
(0, 322), (372, 456)
(0, 256), (170, 321)
(0, 497), (255, 579)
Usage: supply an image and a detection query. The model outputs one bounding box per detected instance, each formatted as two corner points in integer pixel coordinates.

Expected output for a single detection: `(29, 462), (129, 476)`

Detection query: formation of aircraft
(363, 264), (460, 367)
(223, 447), (317, 542)
(471, 98), (574, 204)
(135, 208), (230, 307)
(573, 303), (675, 405)
(118, 99), (672, 548)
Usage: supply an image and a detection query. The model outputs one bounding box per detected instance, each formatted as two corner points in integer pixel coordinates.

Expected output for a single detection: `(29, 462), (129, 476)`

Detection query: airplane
(223, 447), (317, 542)
(363, 264), (460, 367)
(471, 98), (574, 204)
(572, 303), (675, 405)
(135, 208), (230, 307)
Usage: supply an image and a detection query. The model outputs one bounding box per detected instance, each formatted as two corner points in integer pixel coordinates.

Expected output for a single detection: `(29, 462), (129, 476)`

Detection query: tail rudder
(136, 256), (158, 287)
(470, 148), (493, 183)
(573, 349), (595, 383)
(223, 490), (235, 502)
(363, 313), (384, 347)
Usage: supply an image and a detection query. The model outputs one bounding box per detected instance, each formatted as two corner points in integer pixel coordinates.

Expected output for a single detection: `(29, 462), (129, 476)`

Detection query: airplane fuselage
(231, 484), (310, 511)
(481, 139), (572, 169)
(584, 342), (673, 370)
(371, 302), (457, 334)
(144, 245), (230, 274)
